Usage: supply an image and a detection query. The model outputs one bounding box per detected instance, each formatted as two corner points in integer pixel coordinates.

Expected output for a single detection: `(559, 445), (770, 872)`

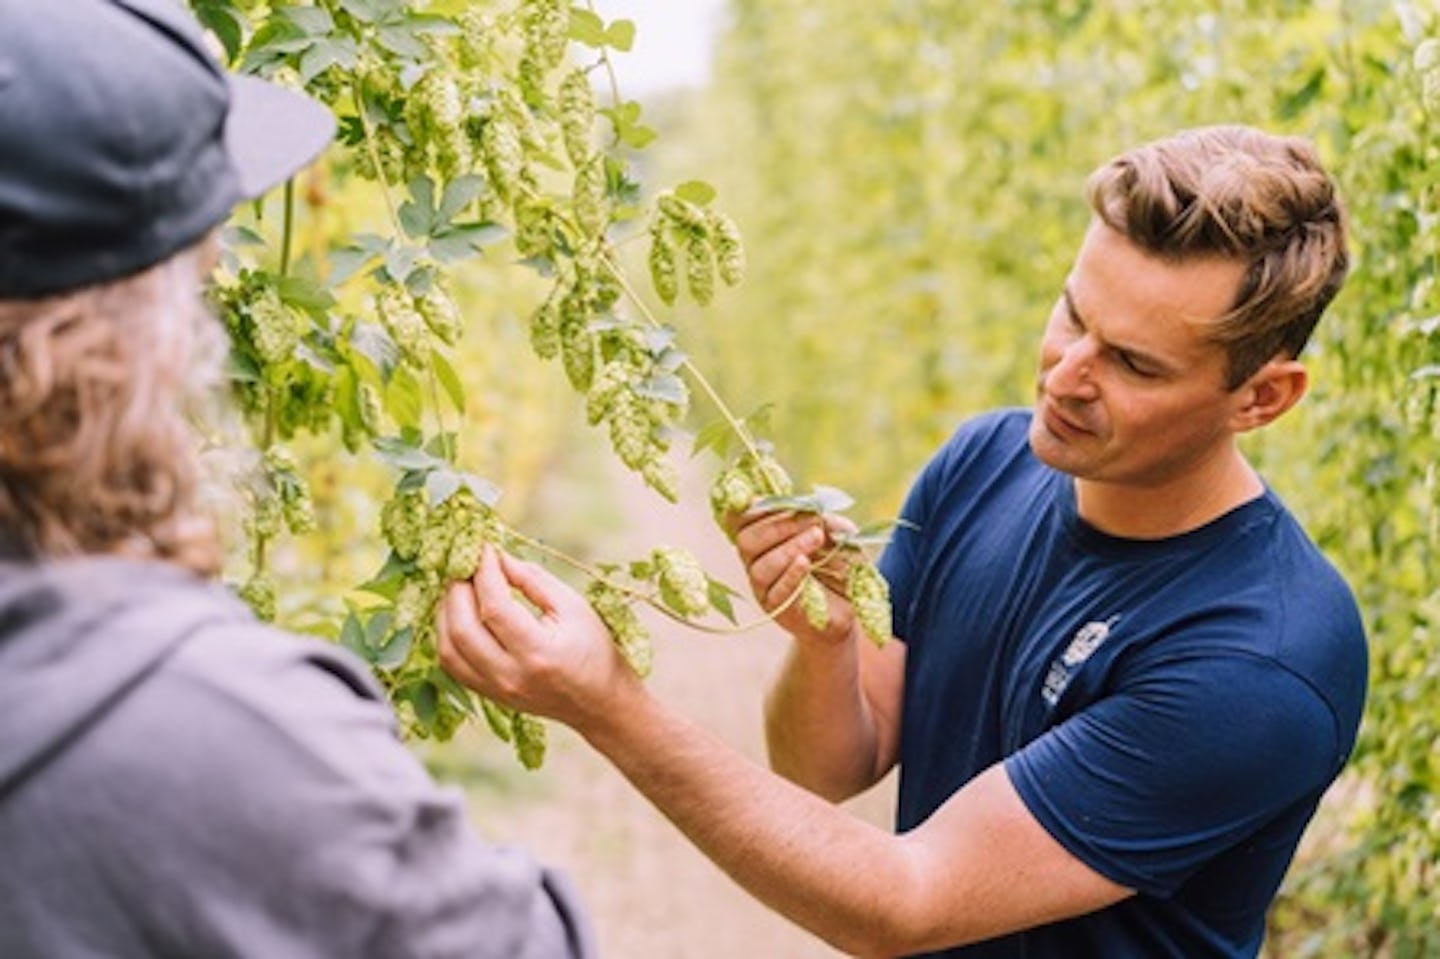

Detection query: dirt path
(465, 452), (895, 958)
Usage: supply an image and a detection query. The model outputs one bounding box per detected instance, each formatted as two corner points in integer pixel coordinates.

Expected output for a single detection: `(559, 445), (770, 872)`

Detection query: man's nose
(1044, 337), (1099, 401)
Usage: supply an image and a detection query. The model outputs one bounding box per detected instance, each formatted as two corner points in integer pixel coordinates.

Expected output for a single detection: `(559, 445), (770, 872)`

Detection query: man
(0, 2), (591, 956)
(439, 125), (1367, 957)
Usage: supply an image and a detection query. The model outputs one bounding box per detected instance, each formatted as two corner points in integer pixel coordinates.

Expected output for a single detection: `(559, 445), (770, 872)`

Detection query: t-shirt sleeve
(120, 625), (596, 959)
(1004, 652), (1343, 898)
(878, 444), (940, 642)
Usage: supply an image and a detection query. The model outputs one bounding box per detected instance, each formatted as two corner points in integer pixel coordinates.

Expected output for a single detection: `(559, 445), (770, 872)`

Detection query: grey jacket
(0, 554), (594, 959)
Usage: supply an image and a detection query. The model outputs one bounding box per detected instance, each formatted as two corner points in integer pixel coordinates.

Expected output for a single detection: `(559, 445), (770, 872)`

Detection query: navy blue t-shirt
(878, 410), (1367, 958)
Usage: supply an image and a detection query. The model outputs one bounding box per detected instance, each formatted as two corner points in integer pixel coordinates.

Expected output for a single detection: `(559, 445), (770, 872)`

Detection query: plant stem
(280, 179), (295, 278)
(352, 79), (403, 238)
(503, 526), (806, 634)
(595, 249), (777, 492)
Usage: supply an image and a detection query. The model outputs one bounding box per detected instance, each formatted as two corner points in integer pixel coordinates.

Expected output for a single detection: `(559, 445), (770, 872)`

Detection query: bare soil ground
(459, 453), (895, 958)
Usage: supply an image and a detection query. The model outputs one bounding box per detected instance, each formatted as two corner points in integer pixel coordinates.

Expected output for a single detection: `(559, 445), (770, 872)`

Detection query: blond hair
(1087, 125), (1349, 388)
(0, 244), (223, 575)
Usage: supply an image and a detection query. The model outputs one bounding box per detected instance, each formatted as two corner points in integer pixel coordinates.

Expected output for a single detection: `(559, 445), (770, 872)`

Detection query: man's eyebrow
(1060, 283), (1176, 373)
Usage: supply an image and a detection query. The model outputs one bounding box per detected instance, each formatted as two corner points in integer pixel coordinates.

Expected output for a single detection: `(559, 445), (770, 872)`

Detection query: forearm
(764, 630), (885, 801)
(580, 687), (922, 957)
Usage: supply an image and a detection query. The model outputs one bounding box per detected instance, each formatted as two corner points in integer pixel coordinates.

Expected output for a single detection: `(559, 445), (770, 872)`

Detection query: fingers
(496, 549), (574, 619)
(438, 578), (512, 694)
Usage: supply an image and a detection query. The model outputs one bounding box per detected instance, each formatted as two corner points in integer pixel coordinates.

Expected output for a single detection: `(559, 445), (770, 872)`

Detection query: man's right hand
(730, 509), (859, 648)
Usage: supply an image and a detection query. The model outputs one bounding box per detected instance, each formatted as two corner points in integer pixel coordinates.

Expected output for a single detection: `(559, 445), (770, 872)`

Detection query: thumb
(498, 549), (574, 615)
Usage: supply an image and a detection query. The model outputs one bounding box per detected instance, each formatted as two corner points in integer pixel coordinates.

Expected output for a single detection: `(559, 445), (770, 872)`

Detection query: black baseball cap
(0, 0), (335, 299)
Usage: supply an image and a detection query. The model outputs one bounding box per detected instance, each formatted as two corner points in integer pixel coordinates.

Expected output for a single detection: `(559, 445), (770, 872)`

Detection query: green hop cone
(684, 233), (715, 306)
(529, 295), (561, 360)
(246, 495), (284, 541)
(799, 574), (829, 631)
(846, 561), (892, 648)
(247, 285), (303, 366)
(358, 383), (384, 434)
(743, 454), (793, 497)
(710, 467), (756, 521)
(559, 309), (596, 392)
(443, 500), (491, 581)
(457, 9), (495, 69)
(280, 480), (316, 535)
(511, 711), (548, 770)
(558, 70), (595, 166)
(586, 581), (653, 678)
(479, 697), (514, 742)
(522, 0), (568, 71)
(658, 193), (709, 233)
(238, 574), (277, 622)
(393, 575), (437, 632)
(648, 225), (679, 306)
(480, 114), (523, 203)
(642, 458), (680, 503)
(653, 547), (710, 619)
(586, 362), (630, 425)
(574, 156), (609, 239)
(514, 195), (557, 260)
(377, 287), (431, 368)
(418, 285), (463, 345)
(707, 211), (746, 287)
(381, 489), (426, 562)
(607, 392), (652, 470)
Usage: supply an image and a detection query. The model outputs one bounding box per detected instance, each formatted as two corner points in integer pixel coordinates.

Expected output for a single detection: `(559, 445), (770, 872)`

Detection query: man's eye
(1118, 352), (1156, 377)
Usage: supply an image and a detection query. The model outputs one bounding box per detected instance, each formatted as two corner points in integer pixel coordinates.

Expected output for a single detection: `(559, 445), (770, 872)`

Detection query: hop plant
(658, 193), (709, 233)
(559, 303), (596, 391)
(710, 466), (756, 523)
(239, 574), (277, 622)
(381, 488), (427, 561)
(641, 458), (679, 503)
(511, 711), (548, 770)
(846, 561), (892, 648)
(743, 453), (793, 497)
(799, 574), (829, 631)
(558, 69), (595, 166)
(684, 233), (715, 306)
(377, 286), (431, 368)
(608, 391), (653, 470)
(574, 156), (609, 238)
(586, 362), (631, 425)
(529, 294), (561, 360)
(707, 210), (746, 287)
(653, 546), (710, 618)
(586, 580), (653, 678)
(418, 284), (463, 346)
(1418, 39), (1440, 112)
(521, 0), (569, 72)
(649, 224), (679, 305)
(479, 113), (524, 203)
(246, 285), (304, 366)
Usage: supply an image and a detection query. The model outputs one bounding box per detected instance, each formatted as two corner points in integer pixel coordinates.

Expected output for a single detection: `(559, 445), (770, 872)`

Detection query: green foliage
(190, 0), (893, 774)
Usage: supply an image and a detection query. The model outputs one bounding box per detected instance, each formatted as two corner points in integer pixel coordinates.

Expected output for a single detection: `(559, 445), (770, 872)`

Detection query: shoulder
(915, 408), (1036, 492)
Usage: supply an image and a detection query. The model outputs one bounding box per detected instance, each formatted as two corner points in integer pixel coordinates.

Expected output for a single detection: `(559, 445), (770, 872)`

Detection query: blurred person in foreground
(0, 2), (592, 956)
(439, 124), (1367, 958)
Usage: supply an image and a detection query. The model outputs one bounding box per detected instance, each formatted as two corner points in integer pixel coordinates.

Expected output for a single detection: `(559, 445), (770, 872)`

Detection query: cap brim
(224, 73), (335, 200)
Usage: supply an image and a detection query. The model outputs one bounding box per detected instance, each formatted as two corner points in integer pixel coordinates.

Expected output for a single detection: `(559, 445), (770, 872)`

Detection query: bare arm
(438, 549), (1132, 957)
(734, 511), (905, 800)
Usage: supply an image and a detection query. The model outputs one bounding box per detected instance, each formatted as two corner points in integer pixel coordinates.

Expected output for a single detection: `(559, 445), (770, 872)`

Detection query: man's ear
(1230, 358), (1308, 433)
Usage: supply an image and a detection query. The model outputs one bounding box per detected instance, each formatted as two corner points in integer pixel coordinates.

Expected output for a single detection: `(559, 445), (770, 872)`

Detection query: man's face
(1028, 221), (1250, 489)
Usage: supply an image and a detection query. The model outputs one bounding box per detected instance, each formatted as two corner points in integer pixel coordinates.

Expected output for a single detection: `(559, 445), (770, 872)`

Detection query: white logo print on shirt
(1042, 615), (1120, 707)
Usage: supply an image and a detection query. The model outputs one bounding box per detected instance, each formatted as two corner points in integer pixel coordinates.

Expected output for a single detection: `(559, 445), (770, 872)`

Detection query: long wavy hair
(0, 242), (225, 575)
